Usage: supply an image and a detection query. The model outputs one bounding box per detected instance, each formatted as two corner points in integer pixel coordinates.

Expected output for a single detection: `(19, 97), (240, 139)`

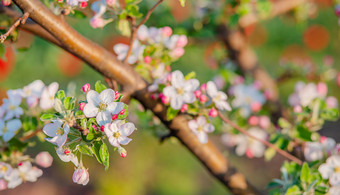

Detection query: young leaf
(167, 107), (179, 121)
(179, 0), (186, 7)
(300, 162), (310, 183)
(92, 141), (103, 164)
(40, 113), (55, 121)
(95, 81), (107, 94)
(100, 143), (110, 170)
(184, 71), (196, 80)
(78, 144), (93, 156)
(86, 126), (95, 141)
(55, 90), (66, 100)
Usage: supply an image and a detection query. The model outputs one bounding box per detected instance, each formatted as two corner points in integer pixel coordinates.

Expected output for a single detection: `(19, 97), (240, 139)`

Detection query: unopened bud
(35, 152), (53, 168)
(79, 102), (86, 111)
(73, 167), (89, 185)
(117, 146), (127, 158)
(180, 104), (188, 113)
(112, 114), (118, 120)
(208, 108), (218, 118)
(82, 83), (90, 92)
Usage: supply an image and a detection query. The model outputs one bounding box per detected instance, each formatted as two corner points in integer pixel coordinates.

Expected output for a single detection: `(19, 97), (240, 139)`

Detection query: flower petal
(183, 79), (199, 92)
(83, 104), (99, 118)
(99, 89), (115, 104)
(183, 92), (196, 104)
(171, 70), (184, 88)
(118, 136), (132, 145)
(170, 95), (183, 110)
(163, 86), (176, 98)
(207, 81), (218, 97)
(86, 90), (100, 106)
(197, 132), (208, 144)
(96, 111), (111, 126)
(120, 122), (135, 137)
(107, 102), (124, 115)
(6, 119), (22, 132)
(188, 120), (198, 131)
(43, 122), (61, 137)
(3, 132), (15, 142)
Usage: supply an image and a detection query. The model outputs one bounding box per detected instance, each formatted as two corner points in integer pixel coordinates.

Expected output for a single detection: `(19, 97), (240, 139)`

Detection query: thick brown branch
(12, 0), (261, 193)
(218, 112), (302, 165)
(238, 0), (307, 28)
(0, 11), (29, 42)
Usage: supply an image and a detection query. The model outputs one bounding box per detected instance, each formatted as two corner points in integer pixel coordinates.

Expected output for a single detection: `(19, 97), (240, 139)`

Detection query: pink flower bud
(106, 0), (116, 6)
(100, 125), (105, 132)
(200, 83), (207, 91)
(80, 1), (87, 8)
(112, 114), (118, 120)
(35, 152), (53, 168)
(158, 93), (164, 99)
(259, 116), (270, 129)
(73, 167), (89, 185)
(336, 5), (340, 17)
(170, 48), (185, 58)
(161, 96), (170, 104)
(176, 35), (188, 48)
(194, 90), (202, 98)
(293, 105), (302, 113)
(57, 0), (63, 2)
(114, 91), (120, 100)
(248, 116), (259, 126)
(162, 26), (173, 37)
(245, 149), (254, 158)
(92, 125), (98, 131)
(82, 83), (90, 92)
(200, 95), (208, 103)
(18, 162), (23, 166)
(64, 149), (71, 155)
(326, 96), (338, 108)
(317, 82), (328, 97)
(79, 102), (86, 111)
(251, 102), (262, 112)
(208, 108), (218, 118)
(151, 94), (157, 100)
(167, 74), (172, 82)
(0, 179), (7, 191)
(264, 90), (273, 100)
(320, 136), (327, 144)
(117, 146), (127, 158)
(180, 104), (188, 113)
(1, 0), (11, 6)
(90, 17), (105, 29)
(253, 80), (262, 90)
(166, 66), (171, 72)
(144, 56), (152, 64)
(119, 108), (125, 115)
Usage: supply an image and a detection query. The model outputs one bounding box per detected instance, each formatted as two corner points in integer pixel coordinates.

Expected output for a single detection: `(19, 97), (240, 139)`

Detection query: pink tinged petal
(197, 132), (208, 144)
(29, 80), (45, 97)
(120, 122), (135, 136)
(108, 137), (120, 147)
(48, 82), (59, 96)
(204, 124), (215, 133)
(171, 70), (185, 88)
(99, 89), (115, 104)
(83, 103), (99, 118)
(170, 95), (183, 110)
(182, 92), (196, 104)
(216, 101), (232, 111)
(188, 120), (198, 131)
(26, 96), (39, 107)
(216, 91), (228, 101)
(118, 136), (132, 145)
(328, 155), (340, 167)
(196, 116), (207, 126)
(107, 102), (124, 115)
(43, 122), (61, 137)
(18, 161), (32, 173)
(86, 90), (100, 106)
(104, 123), (113, 137)
(39, 90), (53, 110)
(207, 81), (218, 97)
(163, 86), (176, 98)
(183, 79), (200, 92)
(96, 111), (112, 126)
(137, 25), (149, 41)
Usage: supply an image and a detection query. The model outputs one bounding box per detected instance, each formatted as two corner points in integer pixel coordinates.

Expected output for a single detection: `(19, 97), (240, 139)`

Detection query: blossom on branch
(188, 116), (215, 144)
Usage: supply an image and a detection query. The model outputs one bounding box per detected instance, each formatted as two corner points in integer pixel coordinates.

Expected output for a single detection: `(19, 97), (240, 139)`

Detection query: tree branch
(12, 0), (261, 193)
(0, 11), (29, 43)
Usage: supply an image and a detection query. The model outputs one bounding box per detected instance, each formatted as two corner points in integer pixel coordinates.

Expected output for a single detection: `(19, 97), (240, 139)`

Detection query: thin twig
(20, 129), (42, 142)
(218, 111), (303, 165)
(123, 0), (164, 64)
(0, 12), (29, 43)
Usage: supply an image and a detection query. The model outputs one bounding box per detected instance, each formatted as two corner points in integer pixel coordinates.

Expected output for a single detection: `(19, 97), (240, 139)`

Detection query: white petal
(183, 92), (196, 104)
(330, 173), (340, 186)
(48, 82), (59, 96)
(183, 79), (199, 92)
(188, 120), (198, 131)
(6, 119), (22, 132)
(108, 137), (120, 147)
(318, 163), (333, 179)
(170, 95), (183, 110)
(207, 81), (218, 97)
(204, 124), (215, 133)
(43, 122), (61, 137)
(99, 89), (115, 104)
(107, 102), (124, 115)
(235, 142), (247, 156)
(86, 90), (100, 106)
(83, 104), (99, 118)
(196, 116), (207, 126)
(118, 136), (132, 145)
(56, 134), (68, 147)
(120, 122), (135, 136)
(215, 101), (232, 111)
(96, 111), (112, 126)
(197, 132), (208, 144)
(163, 86), (176, 98)
(171, 71), (184, 88)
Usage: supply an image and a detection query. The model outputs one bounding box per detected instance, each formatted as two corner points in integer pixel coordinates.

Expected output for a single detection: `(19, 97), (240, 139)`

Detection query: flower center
(55, 128), (64, 135)
(335, 167), (340, 173)
(99, 102), (107, 111)
(197, 126), (203, 132)
(176, 88), (184, 95)
(9, 104), (16, 110)
(245, 96), (252, 104)
(113, 132), (121, 138)
(0, 166), (7, 173)
(49, 96), (54, 101)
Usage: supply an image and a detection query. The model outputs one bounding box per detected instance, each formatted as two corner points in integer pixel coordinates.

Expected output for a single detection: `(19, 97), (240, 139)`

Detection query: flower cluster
(41, 81), (136, 185)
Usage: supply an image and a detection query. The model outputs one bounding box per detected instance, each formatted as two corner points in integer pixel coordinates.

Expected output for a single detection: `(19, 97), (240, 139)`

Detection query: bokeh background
(1, 0), (340, 194)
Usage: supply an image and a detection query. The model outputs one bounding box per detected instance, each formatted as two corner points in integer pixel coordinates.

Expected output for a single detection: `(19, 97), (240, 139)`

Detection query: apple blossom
(79, 102), (86, 111)
(289, 82), (319, 107)
(329, 186), (340, 195)
(199, 94), (208, 103)
(5, 161), (43, 189)
(56, 147), (79, 167)
(117, 146), (127, 158)
(22, 80), (45, 107)
(83, 89), (124, 126)
(43, 120), (70, 147)
(0, 119), (22, 142)
(318, 155), (340, 186)
(0, 162), (12, 178)
(40, 82), (59, 110)
(163, 70), (199, 110)
(73, 167), (89, 185)
(248, 116), (259, 126)
(144, 56), (152, 64)
(258, 116), (271, 129)
(326, 96), (338, 108)
(162, 26), (173, 37)
(304, 137), (336, 162)
(35, 152), (53, 168)
(180, 104), (188, 113)
(2, 90), (23, 120)
(1, 0), (11, 6)
(66, 0), (88, 7)
(104, 120), (136, 147)
(113, 41), (145, 64)
(206, 81), (231, 111)
(317, 82), (328, 97)
(188, 116), (215, 144)
(208, 108), (218, 118)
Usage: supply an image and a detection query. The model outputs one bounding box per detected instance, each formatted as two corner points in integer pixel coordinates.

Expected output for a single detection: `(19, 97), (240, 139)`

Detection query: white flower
(329, 186), (340, 195)
(231, 84), (266, 117)
(318, 155), (340, 186)
(288, 82), (320, 107)
(40, 82), (59, 110)
(228, 127), (267, 158)
(163, 70), (199, 110)
(83, 89), (124, 126)
(5, 161), (43, 189)
(104, 120), (135, 147)
(43, 120), (69, 147)
(56, 147), (79, 167)
(2, 90), (23, 120)
(0, 162), (12, 178)
(148, 73), (168, 92)
(22, 80), (45, 107)
(66, 0), (88, 7)
(72, 167), (89, 185)
(207, 81), (231, 111)
(113, 41), (145, 64)
(0, 119), (22, 142)
(304, 137), (335, 162)
(137, 25), (162, 43)
(188, 116), (215, 144)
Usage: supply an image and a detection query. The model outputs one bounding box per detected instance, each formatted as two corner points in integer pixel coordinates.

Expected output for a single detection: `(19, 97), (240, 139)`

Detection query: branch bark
(11, 0), (261, 194)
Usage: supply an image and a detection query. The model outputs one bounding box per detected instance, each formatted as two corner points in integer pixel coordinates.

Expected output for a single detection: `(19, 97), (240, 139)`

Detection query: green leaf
(55, 90), (66, 100)
(40, 113), (55, 121)
(126, 4), (142, 18)
(78, 143), (93, 156)
(69, 10), (86, 18)
(0, 44), (5, 58)
(92, 141), (103, 164)
(296, 125), (312, 141)
(166, 107), (179, 121)
(179, 0), (186, 7)
(95, 81), (107, 94)
(8, 138), (28, 152)
(117, 19), (131, 37)
(86, 126), (95, 141)
(184, 71), (196, 80)
(264, 147), (276, 161)
(81, 118), (87, 130)
(100, 143), (110, 170)
(278, 118), (291, 129)
(54, 99), (64, 113)
(285, 185), (301, 195)
(321, 108), (339, 121)
(22, 116), (38, 132)
(300, 162), (310, 183)
(63, 97), (72, 110)
(75, 110), (84, 119)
